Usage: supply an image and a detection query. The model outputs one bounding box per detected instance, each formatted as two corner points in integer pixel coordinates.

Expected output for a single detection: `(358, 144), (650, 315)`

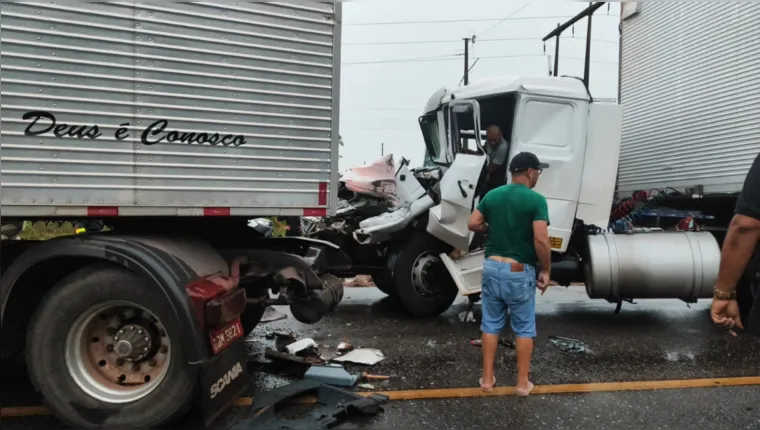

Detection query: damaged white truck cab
(355, 74), (722, 317)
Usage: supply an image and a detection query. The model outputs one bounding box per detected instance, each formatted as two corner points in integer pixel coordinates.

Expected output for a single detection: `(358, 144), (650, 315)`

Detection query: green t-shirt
(475, 183), (550, 266)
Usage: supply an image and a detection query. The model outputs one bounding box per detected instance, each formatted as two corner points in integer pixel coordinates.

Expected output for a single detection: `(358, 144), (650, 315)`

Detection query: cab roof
(423, 75), (591, 113)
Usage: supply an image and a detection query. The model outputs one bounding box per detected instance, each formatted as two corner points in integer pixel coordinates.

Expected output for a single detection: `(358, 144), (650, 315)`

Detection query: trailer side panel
(619, 2), (760, 195)
(0, 1), (340, 216)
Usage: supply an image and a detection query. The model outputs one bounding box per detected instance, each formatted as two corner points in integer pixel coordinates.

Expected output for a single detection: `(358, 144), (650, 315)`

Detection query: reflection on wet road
(4, 286), (760, 429)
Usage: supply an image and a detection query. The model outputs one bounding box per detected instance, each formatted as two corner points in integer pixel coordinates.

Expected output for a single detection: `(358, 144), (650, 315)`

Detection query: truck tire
(26, 264), (197, 429)
(390, 233), (458, 317)
(370, 271), (397, 297)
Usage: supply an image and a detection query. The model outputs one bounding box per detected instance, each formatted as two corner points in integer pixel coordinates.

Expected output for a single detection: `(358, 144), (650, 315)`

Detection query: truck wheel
(391, 233), (458, 317)
(26, 264), (196, 429)
(370, 271), (397, 297)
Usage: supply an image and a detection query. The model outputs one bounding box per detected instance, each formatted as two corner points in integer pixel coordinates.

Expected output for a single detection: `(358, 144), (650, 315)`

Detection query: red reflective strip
(87, 206), (119, 217)
(318, 182), (328, 206)
(204, 207), (230, 216)
(303, 208), (327, 216)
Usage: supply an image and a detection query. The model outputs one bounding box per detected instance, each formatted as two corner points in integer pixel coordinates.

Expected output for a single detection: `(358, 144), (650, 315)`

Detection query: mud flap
(439, 250), (485, 296)
(200, 339), (249, 428)
(232, 380), (388, 429)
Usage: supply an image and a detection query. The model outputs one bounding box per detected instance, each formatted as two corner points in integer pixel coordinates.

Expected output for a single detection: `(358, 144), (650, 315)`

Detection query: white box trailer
(618, 1), (760, 195)
(1, 0), (340, 217)
(0, 2), (347, 429)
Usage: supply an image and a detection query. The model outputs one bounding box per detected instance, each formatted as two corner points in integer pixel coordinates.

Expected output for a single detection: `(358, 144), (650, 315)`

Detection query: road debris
(357, 383), (375, 390)
(344, 275), (375, 287)
(232, 380), (388, 429)
(332, 348), (385, 365)
(458, 310), (476, 323)
(337, 341), (353, 352)
(260, 306), (288, 323)
(549, 335), (586, 354)
(361, 372), (390, 381)
(319, 346), (341, 362)
(304, 364), (361, 387)
(264, 348), (322, 366)
(285, 338), (317, 355)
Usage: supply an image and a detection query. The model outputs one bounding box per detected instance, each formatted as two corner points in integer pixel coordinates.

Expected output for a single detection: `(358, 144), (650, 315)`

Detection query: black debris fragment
(549, 335), (586, 354)
(232, 380), (388, 429)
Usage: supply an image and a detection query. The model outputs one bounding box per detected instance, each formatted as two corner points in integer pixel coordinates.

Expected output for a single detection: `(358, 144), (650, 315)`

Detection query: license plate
(209, 318), (244, 355)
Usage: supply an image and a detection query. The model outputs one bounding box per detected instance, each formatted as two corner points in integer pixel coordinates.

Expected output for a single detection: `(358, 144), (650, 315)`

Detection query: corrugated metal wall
(0, 1), (340, 216)
(619, 2), (760, 195)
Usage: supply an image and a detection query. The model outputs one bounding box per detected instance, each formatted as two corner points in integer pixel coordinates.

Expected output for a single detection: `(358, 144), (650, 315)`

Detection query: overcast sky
(338, 0), (621, 172)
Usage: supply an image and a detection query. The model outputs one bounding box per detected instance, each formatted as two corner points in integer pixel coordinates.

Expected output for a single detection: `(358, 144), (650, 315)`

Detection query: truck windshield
(418, 111), (445, 165)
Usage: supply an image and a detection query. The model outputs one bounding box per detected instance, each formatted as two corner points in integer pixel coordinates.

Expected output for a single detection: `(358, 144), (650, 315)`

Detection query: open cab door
(426, 100), (487, 251)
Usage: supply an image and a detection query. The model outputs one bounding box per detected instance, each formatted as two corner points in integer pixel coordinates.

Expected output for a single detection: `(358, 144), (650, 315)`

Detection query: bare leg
(515, 336), (533, 390)
(481, 332), (499, 390)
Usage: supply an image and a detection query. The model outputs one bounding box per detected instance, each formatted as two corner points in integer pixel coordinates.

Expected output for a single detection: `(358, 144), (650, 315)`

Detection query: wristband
(713, 288), (737, 301)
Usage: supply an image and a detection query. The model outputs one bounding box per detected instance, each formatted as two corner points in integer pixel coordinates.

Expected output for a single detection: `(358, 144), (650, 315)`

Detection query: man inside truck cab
(712, 152), (760, 334)
(483, 125), (509, 192)
(462, 125), (509, 195)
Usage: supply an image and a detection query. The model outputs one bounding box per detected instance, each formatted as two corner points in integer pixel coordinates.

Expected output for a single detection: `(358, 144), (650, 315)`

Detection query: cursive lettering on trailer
(21, 111), (248, 147)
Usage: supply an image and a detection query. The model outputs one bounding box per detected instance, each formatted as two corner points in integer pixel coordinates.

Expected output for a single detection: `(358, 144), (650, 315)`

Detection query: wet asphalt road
(4, 286), (760, 429)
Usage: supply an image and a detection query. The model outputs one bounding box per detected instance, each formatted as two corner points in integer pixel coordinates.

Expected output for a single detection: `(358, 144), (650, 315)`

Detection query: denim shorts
(480, 259), (537, 338)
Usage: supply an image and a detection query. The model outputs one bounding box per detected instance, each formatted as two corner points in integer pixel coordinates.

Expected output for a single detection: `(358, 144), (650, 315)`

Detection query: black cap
(509, 152), (550, 173)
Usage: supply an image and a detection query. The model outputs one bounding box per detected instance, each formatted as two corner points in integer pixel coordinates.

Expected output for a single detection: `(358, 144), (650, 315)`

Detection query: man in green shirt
(467, 151), (551, 397)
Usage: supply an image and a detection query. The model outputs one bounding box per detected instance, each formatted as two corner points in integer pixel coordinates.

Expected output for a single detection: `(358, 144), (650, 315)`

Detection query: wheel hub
(65, 302), (172, 404)
(411, 253), (445, 297)
(113, 324), (153, 361)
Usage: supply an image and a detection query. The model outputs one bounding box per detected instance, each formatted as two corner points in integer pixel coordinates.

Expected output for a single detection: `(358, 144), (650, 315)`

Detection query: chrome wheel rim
(65, 301), (171, 404)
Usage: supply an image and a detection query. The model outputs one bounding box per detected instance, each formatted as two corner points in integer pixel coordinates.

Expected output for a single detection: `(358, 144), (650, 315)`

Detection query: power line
(478, 1), (533, 38)
(343, 36), (618, 46)
(344, 14), (617, 26)
(343, 53), (617, 66)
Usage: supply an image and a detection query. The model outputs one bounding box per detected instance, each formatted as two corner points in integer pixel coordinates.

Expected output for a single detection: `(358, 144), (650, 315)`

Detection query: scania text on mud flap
(0, 2), (344, 428)
(201, 341), (249, 427)
(209, 361), (245, 401)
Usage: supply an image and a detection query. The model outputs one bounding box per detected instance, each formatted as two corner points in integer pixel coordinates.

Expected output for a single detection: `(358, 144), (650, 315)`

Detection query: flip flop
(515, 381), (534, 397)
(479, 376), (496, 393)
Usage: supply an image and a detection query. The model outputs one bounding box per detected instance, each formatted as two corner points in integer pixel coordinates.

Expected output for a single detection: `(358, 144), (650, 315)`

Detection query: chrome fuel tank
(584, 231), (720, 300)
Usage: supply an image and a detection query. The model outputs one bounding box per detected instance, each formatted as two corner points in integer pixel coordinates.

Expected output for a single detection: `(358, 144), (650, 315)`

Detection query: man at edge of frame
(711, 152), (760, 335)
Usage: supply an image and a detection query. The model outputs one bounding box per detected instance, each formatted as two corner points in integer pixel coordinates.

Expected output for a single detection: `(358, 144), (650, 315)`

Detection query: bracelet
(713, 288), (737, 301)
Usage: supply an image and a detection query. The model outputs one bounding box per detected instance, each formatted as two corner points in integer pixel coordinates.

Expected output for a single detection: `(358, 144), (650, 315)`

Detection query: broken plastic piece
(304, 364), (360, 387)
(286, 338), (317, 355)
(319, 346), (341, 362)
(232, 380), (388, 430)
(549, 335), (586, 354)
(261, 306), (288, 323)
(332, 348), (385, 365)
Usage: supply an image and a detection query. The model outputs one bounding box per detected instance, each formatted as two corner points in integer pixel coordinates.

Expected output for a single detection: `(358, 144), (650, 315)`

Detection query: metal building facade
(618, 2), (760, 195)
(0, 1), (341, 217)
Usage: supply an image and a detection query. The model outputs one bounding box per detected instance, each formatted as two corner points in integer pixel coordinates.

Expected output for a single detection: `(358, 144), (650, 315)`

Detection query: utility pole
(463, 37), (470, 85)
(381, 142), (384, 156)
(583, 2), (593, 87)
(553, 23), (560, 76)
